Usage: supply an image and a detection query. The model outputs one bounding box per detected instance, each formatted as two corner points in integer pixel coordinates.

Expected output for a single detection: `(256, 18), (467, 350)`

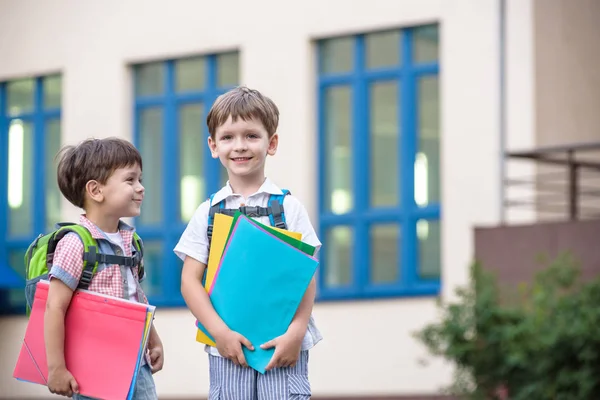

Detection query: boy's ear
(85, 180), (104, 203)
(267, 134), (278, 156)
(207, 137), (219, 159)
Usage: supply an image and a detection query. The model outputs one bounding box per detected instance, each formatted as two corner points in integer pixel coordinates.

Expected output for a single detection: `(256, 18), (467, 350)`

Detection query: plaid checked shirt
(49, 215), (148, 304)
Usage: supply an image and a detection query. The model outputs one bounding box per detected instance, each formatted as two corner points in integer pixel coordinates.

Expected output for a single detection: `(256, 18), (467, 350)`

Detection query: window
(318, 25), (440, 300)
(133, 52), (239, 307)
(0, 75), (62, 314)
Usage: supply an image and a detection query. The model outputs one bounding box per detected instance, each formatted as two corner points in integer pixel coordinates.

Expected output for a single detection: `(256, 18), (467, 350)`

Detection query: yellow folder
(196, 213), (302, 346)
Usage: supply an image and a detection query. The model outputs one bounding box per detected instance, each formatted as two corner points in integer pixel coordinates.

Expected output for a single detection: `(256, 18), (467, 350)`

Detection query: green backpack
(24, 223), (144, 315)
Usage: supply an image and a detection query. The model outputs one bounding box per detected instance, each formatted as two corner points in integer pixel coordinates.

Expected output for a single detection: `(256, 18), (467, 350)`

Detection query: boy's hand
(260, 328), (303, 371)
(147, 324), (164, 373)
(148, 343), (164, 374)
(48, 366), (79, 397)
(214, 328), (254, 367)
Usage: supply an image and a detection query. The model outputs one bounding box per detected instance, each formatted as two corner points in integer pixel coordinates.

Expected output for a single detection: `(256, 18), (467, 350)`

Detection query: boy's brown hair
(206, 86), (279, 138)
(56, 137), (143, 208)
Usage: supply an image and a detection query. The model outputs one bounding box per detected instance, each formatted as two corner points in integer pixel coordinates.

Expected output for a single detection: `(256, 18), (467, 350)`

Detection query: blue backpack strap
(268, 189), (290, 230)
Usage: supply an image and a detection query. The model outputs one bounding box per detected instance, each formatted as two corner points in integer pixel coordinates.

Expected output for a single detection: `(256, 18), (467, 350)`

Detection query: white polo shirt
(174, 177), (323, 357)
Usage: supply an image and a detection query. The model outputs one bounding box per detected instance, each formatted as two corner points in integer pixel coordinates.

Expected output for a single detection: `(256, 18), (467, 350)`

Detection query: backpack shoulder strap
(50, 224), (99, 290)
(268, 189), (291, 230)
(50, 224), (143, 289)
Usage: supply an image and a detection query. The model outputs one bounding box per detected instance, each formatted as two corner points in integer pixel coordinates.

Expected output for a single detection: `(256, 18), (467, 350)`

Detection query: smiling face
(96, 164), (145, 218)
(208, 115), (278, 182)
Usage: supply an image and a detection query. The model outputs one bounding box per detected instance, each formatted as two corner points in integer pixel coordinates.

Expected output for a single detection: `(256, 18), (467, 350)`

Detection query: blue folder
(207, 215), (319, 373)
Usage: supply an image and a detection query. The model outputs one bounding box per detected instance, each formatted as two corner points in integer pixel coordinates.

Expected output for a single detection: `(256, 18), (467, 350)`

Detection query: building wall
(531, 0), (600, 220)
(0, 0), (534, 397)
(534, 0), (600, 147)
(504, 0), (537, 223)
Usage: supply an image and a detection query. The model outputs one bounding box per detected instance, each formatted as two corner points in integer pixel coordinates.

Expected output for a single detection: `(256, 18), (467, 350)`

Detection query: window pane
(7, 79), (34, 116)
(46, 119), (62, 231)
(7, 249), (27, 309)
(366, 30), (400, 69)
(324, 86), (352, 214)
(320, 37), (353, 74)
(325, 226), (353, 287)
(135, 63), (164, 97)
(140, 241), (163, 298)
(44, 75), (62, 109)
(418, 219), (441, 279)
(8, 120), (33, 237)
(9, 249), (26, 280)
(179, 104), (205, 222)
(370, 81), (399, 207)
(416, 76), (440, 206)
(139, 108), (163, 225)
(370, 224), (400, 283)
(6, 289), (26, 310)
(217, 52), (239, 87)
(176, 57), (206, 92)
(413, 25), (439, 63)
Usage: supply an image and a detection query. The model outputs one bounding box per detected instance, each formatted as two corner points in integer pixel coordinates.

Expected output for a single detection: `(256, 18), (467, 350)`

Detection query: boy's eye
(220, 135), (232, 141)
(247, 134), (259, 139)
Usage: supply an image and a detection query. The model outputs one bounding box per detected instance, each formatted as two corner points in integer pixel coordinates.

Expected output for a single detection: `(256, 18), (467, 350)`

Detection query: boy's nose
(233, 138), (248, 151)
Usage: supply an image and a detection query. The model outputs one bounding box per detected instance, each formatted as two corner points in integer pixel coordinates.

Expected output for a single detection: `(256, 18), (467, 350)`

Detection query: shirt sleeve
(173, 200), (211, 264)
(48, 232), (85, 291)
(284, 195), (322, 256)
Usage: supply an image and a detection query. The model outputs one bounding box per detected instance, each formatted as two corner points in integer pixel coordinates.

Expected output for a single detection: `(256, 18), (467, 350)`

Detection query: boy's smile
(231, 156), (252, 163)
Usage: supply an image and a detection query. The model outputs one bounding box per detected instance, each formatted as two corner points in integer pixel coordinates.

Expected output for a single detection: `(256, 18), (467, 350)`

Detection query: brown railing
(504, 142), (600, 221)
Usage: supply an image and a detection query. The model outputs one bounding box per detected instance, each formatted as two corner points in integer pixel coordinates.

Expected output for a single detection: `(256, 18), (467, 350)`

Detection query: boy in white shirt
(174, 86), (321, 399)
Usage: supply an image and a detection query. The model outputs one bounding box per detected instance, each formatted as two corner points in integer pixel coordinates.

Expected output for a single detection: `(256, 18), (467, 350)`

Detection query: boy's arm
(176, 201), (253, 365)
(285, 195), (322, 337)
(180, 256), (229, 338)
(45, 278), (75, 372)
(176, 200), (231, 337)
(45, 234), (84, 396)
(45, 233), (84, 370)
(147, 323), (164, 373)
(180, 256), (254, 366)
(287, 276), (316, 337)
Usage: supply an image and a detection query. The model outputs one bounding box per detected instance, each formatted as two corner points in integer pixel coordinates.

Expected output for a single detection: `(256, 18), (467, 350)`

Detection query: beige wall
(504, 0), (537, 223)
(534, 0), (600, 147)
(0, 0), (522, 397)
(530, 0), (600, 220)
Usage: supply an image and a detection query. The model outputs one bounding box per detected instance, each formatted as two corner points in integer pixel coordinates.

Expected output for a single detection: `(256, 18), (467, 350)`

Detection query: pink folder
(13, 280), (152, 400)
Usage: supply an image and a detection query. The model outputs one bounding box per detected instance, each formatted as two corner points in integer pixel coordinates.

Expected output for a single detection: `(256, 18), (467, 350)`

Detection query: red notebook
(13, 280), (154, 400)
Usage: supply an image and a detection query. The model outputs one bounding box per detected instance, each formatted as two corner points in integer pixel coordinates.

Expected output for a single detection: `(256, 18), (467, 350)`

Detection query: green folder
(225, 211), (316, 257)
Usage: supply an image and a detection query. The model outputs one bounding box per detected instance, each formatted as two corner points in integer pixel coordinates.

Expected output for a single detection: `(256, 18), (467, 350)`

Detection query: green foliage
(414, 253), (600, 399)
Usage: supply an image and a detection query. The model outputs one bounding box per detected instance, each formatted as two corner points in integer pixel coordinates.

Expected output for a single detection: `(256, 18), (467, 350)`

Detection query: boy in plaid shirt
(44, 137), (163, 399)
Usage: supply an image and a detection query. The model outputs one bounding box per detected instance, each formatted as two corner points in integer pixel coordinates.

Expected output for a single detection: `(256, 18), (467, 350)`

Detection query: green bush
(414, 254), (600, 399)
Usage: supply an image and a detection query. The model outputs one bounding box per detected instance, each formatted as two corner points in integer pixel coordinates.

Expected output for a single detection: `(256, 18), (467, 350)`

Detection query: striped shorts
(209, 351), (311, 399)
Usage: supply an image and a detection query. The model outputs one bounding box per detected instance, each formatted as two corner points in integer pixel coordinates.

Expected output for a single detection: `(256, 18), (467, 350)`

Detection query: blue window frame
(317, 25), (441, 300)
(0, 75), (63, 314)
(133, 52), (239, 307)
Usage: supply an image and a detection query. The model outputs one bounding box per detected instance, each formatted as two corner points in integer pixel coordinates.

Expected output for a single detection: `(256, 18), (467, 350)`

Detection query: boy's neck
(228, 173), (266, 199)
(84, 209), (121, 233)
